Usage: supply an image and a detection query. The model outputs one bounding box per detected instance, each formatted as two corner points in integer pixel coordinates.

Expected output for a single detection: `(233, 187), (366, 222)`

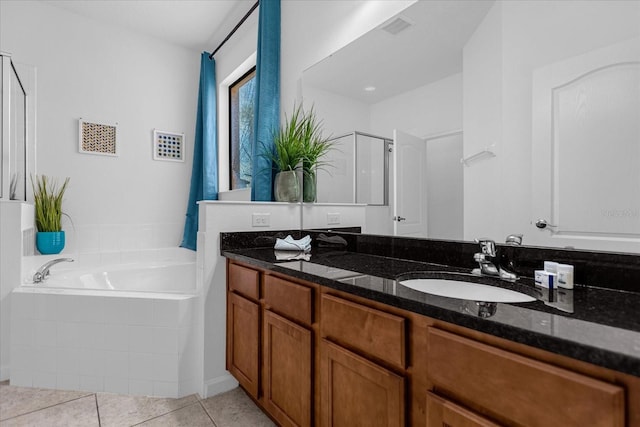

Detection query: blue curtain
(251, 0), (281, 201)
(180, 52), (218, 250)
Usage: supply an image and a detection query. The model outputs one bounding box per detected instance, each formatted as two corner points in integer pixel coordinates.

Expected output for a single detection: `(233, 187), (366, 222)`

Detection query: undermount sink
(398, 278), (536, 303)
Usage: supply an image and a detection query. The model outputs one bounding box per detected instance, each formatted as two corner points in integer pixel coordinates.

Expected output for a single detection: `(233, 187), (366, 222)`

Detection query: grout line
(95, 394), (102, 427)
(199, 400), (218, 427)
(128, 402), (211, 426)
(0, 393), (95, 422)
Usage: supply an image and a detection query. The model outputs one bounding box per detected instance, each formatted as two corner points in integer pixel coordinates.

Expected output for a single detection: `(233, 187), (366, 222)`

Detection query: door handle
(535, 219), (557, 229)
(394, 216), (406, 222)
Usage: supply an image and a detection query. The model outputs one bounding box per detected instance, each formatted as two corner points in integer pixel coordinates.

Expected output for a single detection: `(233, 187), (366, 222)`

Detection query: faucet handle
(475, 238), (496, 257)
(505, 234), (523, 245)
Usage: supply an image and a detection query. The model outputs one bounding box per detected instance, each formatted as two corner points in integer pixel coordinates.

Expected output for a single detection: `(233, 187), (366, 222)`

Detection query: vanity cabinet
(320, 294), (407, 426)
(263, 310), (312, 427)
(320, 339), (405, 427)
(226, 264), (260, 398)
(226, 261), (314, 427)
(426, 392), (500, 427)
(426, 328), (625, 427)
(225, 260), (637, 427)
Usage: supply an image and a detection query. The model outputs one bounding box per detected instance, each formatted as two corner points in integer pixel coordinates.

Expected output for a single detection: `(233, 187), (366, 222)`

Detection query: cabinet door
(263, 310), (312, 427)
(227, 292), (260, 398)
(320, 339), (405, 427)
(426, 392), (500, 427)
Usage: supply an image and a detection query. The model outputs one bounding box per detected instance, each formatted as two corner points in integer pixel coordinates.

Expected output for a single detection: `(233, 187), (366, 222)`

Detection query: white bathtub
(22, 260), (196, 294)
(10, 248), (200, 398)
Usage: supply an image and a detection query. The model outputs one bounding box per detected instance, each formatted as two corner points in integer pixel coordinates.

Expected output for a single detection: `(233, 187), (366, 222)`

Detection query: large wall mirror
(301, 0), (640, 254)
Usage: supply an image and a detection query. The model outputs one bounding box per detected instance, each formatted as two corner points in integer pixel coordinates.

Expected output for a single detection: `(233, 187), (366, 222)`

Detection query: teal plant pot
(36, 231), (65, 255)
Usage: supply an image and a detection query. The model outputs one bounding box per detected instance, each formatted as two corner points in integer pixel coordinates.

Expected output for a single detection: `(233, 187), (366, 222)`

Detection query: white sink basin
(398, 278), (536, 303)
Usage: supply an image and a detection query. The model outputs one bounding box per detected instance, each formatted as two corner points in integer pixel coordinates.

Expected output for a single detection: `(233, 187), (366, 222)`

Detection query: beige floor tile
(134, 402), (215, 427)
(0, 383), (92, 421)
(96, 392), (198, 427)
(0, 395), (99, 427)
(201, 388), (275, 427)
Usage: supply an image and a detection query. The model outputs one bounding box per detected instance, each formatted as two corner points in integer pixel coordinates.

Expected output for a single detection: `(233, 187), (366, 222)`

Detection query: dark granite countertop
(222, 246), (640, 378)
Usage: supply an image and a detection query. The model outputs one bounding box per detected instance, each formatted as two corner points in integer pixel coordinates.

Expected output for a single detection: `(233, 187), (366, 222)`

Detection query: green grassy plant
(31, 175), (70, 232)
(267, 104), (332, 174)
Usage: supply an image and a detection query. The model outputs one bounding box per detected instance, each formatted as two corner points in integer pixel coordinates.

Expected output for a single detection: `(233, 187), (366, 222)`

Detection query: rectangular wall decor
(153, 129), (184, 162)
(78, 118), (118, 156)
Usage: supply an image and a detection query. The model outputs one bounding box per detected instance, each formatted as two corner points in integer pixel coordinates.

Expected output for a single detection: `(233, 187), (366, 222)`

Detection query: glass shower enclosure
(0, 52), (28, 201)
(316, 131), (391, 205)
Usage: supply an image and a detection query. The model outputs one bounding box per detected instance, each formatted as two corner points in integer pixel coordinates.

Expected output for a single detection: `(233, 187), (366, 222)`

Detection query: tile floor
(0, 381), (276, 426)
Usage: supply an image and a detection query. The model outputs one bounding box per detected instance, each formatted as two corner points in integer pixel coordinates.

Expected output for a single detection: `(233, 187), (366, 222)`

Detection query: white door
(531, 37), (640, 252)
(393, 129), (427, 237)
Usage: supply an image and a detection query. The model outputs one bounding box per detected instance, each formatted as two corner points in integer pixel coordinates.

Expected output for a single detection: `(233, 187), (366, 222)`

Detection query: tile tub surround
(220, 232), (640, 378)
(0, 381), (275, 426)
(10, 290), (198, 398)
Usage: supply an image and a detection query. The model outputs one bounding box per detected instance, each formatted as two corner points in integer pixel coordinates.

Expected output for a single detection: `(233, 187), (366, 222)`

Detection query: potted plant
(298, 106), (332, 202)
(31, 175), (70, 254)
(270, 106), (306, 202)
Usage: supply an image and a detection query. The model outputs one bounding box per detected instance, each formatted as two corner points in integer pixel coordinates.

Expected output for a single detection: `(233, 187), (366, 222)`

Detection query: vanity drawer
(263, 275), (313, 325)
(426, 392), (500, 427)
(426, 328), (625, 427)
(321, 294), (406, 369)
(228, 263), (260, 300)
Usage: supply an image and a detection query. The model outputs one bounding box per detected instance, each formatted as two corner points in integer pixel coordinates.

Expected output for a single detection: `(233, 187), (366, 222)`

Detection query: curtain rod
(209, 1), (260, 59)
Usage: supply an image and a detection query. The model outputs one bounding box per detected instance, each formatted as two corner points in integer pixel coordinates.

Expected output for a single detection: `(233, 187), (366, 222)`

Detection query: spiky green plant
(298, 105), (333, 177)
(31, 175), (70, 232)
(268, 104), (307, 172)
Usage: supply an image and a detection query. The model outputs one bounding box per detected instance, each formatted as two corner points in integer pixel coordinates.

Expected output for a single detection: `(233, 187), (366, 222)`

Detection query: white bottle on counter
(557, 264), (575, 289)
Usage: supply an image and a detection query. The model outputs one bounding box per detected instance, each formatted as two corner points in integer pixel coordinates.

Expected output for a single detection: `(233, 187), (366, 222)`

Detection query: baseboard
(203, 372), (239, 398)
(0, 364), (9, 382)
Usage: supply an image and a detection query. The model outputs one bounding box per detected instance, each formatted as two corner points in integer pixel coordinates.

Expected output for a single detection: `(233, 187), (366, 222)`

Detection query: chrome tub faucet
(33, 258), (74, 283)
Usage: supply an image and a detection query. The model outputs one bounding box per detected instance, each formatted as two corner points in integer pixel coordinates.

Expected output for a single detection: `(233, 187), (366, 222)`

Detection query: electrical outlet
(252, 213), (271, 227)
(327, 212), (340, 225)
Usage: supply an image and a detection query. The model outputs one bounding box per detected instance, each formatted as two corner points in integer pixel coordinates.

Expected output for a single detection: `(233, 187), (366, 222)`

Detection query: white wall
(370, 72), (463, 139)
(463, 0), (640, 244)
(0, 1), (200, 252)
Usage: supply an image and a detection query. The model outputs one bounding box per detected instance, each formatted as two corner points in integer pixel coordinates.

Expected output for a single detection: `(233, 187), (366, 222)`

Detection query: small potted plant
(31, 175), (70, 254)
(298, 106), (332, 202)
(270, 106), (306, 202)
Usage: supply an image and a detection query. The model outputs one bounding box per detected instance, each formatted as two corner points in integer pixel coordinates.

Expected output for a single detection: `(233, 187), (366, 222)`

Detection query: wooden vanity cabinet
(426, 392), (500, 427)
(226, 261), (314, 427)
(426, 327), (625, 427)
(320, 294), (407, 427)
(226, 264), (260, 399)
(262, 274), (314, 427)
(226, 260), (638, 427)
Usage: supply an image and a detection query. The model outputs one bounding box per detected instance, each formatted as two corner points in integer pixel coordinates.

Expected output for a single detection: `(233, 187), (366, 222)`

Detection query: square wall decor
(78, 118), (118, 156)
(153, 129), (184, 162)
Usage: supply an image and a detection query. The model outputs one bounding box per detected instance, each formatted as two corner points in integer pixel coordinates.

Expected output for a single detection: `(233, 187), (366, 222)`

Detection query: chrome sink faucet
(33, 258), (74, 283)
(473, 239), (518, 282)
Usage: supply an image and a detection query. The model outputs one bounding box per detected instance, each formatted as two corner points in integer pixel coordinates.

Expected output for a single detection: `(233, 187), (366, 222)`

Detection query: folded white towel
(274, 250), (311, 261)
(274, 235), (312, 252)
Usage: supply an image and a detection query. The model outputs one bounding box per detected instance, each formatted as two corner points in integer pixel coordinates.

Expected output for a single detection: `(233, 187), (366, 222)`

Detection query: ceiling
(303, 0), (494, 104)
(42, 0), (256, 52)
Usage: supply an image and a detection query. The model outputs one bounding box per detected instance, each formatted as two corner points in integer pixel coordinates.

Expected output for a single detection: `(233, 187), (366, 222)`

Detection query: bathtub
(10, 248), (200, 398)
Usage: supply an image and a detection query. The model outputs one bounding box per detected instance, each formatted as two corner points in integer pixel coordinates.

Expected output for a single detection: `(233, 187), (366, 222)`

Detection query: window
(229, 67), (256, 189)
